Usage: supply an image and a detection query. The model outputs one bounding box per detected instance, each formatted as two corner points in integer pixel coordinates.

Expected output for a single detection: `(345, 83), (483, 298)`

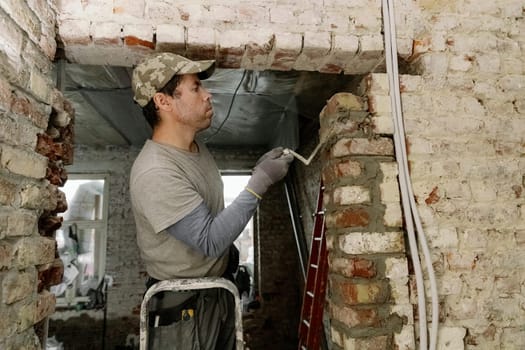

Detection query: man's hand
(246, 147), (294, 198)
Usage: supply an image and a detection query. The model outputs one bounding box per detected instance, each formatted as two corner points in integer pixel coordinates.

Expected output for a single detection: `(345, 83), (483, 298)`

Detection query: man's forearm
(166, 190), (259, 257)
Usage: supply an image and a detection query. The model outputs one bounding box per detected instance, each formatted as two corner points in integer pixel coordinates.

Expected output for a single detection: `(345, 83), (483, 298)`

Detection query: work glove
(246, 147), (294, 199)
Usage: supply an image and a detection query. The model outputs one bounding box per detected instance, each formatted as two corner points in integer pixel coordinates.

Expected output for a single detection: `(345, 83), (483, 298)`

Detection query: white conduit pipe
(381, 1), (439, 350)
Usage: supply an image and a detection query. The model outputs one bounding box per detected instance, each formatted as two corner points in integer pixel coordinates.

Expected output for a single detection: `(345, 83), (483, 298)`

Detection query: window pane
(61, 179), (105, 220)
(53, 226), (99, 300)
(222, 175), (253, 267)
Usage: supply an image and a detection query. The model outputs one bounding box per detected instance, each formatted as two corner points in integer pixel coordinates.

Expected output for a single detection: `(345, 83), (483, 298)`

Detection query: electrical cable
(205, 69), (247, 143)
(382, 1), (439, 349)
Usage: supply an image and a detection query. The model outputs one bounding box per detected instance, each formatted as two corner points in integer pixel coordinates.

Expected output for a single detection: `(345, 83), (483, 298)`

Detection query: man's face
(171, 74), (213, 131)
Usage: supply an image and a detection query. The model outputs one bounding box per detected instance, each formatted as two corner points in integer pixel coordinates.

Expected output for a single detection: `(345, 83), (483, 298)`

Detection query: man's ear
(152, 92), (172, 112)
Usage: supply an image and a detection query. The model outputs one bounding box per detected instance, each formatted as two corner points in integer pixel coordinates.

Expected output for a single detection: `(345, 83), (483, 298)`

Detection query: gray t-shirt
(130, 139), (228, 280)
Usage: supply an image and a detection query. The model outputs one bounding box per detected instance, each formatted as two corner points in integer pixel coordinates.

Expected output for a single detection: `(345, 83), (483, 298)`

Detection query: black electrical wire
(204, 69), (247, 143)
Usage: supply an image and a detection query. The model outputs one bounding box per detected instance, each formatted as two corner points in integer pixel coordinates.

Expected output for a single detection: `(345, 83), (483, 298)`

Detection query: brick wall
(0, 1), (522, 349)
(394, 1), (525, 348)
(318, 92), (412, 349)
(54, 0), (386, 73)
(0, 0), (70, 349)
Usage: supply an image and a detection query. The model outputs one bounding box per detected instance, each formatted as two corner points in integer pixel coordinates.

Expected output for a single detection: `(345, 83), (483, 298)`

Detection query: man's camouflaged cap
(132, 53), (215, 107)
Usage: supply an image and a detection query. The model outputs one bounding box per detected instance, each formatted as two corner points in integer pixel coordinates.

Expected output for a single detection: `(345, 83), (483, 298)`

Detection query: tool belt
(146, 277), (199, 327)
(148, 293), (198, 327)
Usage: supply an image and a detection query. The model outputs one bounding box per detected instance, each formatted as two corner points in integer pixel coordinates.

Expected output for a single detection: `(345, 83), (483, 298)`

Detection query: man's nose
(203, 89), (212, 101)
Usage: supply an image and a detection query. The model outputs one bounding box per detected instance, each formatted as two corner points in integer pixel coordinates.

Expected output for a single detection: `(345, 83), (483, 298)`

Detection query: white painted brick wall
(393, 3), (525, 350)
(155, 24), (185, 43)
(123, 23), (154, 42)
(334, 186), (370, 205)
(92, 22), (123, 44)
(436, 327), (466, 350)
(379, 162), (400, 203)
(339, 231), (405, 254)
(293, 31), (331, 71)
(54, 1), (386, 73)
(384, 202), (403, 227)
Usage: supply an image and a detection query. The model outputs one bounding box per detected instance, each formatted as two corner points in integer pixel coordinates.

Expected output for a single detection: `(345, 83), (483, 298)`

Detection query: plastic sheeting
(198, 69), (299, 149)
(62, 64), (360, 149)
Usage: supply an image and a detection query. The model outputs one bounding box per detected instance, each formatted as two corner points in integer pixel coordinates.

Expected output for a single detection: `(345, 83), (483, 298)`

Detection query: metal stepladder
(298, 182), (329, 350)
(139, 277), (244, 350)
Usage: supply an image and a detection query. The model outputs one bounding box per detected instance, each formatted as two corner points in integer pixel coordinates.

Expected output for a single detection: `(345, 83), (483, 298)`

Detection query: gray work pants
(148, 288), (236, 350)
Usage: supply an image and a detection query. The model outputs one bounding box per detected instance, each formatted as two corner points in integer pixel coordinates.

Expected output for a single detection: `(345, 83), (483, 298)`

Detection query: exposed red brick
(425, 186), (440, 205)
(330, 256), (377, 278)
(322, 159), (362, 185)
(36, 132), (74, 166)
(55, 191), (67, 214)
(38, 258), (64, 292)
(38, 215), (63, 237)
(319, 63), (343, 74)
(36, 133), (61, 161)
(352, 258), (377, 278)
(270, 50), (299, 70)
(46, 161), (68, 186)
(124, 36), (155, 49)
(331, 278), (389, 305)
(61, 142), (74, 165)
(334, 208), (369, 228)
(273, 52), (293, 61)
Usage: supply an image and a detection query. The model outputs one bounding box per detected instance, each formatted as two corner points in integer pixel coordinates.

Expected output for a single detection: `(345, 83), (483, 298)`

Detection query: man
(130, 53), (293, 349)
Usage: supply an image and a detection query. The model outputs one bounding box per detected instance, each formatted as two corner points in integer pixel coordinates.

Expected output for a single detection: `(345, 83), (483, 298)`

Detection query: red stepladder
(298, 182), (328, 350)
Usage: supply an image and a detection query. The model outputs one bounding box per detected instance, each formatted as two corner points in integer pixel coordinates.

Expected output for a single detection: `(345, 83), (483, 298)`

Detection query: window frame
(55, 173), (109, 308)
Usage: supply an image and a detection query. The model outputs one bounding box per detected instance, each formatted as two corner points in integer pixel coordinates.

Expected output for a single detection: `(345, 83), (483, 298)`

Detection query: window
(222, 175), (254, 271)
(51, 174), (109, 308)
